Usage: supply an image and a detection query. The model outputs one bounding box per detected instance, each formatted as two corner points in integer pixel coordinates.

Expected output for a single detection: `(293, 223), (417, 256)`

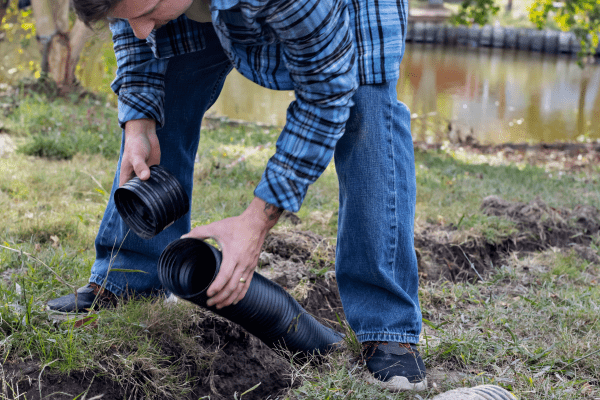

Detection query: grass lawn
(0, 84), (599, 399)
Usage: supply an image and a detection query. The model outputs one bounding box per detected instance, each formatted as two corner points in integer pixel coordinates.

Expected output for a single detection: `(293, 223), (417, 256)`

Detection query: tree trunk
(30, 0), (92, 91)
(0, 0), (10, 27)
(577, 71), (590, 136)
(68, 19), (94, 83)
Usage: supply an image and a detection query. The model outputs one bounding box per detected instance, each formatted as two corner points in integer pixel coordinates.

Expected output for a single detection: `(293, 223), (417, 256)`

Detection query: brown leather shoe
(46, 283), (118, 313)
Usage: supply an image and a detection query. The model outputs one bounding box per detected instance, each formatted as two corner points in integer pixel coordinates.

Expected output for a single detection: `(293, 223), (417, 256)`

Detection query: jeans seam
(90, 274), (122, 296)
(96, 206), (117, 251)
(386, 84), (398, 282)
(208, 61), (233, 107)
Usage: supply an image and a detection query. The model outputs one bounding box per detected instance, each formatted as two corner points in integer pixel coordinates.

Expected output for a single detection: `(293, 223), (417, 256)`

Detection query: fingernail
(180, 235), (188, 239)
(206, 300), (214, 306)
(233, 301), (238, 306)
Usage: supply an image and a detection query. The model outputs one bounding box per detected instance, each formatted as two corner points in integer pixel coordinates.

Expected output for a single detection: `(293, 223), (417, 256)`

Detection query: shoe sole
(45, 305), (90, 314)
(46, 292), (168, 314)
(364, 373), (428, 392)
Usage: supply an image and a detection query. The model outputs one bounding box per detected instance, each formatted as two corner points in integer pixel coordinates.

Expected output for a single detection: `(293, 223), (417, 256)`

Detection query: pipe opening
(178, 242), (217, 296)
(160, 239), (218, 299)
(114, 189), (157, 239)
(114, 165), (189, 240)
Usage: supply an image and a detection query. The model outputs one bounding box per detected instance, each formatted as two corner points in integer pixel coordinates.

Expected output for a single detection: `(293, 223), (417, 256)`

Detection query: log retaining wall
(406, 22), (599, 56)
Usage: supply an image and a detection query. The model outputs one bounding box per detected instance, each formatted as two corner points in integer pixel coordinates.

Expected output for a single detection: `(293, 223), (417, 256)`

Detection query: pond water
(398, 43), (600, 144)
(211, 43), (600, 144)
(2, 33), (598, 144)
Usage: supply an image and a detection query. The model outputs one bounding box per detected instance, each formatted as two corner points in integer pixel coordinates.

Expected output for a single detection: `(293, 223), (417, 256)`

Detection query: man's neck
(185, 0), (211, 23)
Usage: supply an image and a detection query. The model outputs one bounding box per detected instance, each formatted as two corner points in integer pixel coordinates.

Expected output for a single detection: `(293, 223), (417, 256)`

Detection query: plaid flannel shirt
(110, 0), (408, 211)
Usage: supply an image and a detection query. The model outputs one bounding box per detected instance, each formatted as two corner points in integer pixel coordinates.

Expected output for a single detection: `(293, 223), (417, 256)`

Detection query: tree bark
(68, 19), (94, 85)
(30, 0), (92, 91)
(577, 71), (590, 136)
(0, 0), (10, 27)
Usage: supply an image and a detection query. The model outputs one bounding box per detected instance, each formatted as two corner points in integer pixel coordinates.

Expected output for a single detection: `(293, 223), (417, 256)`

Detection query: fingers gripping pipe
(157, 238), (343, 355)
(113, 165), (343, 355)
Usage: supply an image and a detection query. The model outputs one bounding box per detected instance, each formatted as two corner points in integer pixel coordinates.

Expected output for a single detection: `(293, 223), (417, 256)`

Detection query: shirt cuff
(117, 92), (165, 129)
(253, 162), (310, 212)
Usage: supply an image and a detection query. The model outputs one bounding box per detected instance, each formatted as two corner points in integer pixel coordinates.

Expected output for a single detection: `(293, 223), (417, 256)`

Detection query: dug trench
(4, 197), (599, 399)
(416, 196), (600, 282)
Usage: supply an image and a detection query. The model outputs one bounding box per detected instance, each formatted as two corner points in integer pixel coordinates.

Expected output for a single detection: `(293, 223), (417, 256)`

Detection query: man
(48, 0), (426, 391)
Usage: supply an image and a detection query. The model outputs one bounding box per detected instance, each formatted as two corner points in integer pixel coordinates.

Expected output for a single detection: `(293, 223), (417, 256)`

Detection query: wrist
(124, 118), (156, 136)
(243, 197), (283, 232)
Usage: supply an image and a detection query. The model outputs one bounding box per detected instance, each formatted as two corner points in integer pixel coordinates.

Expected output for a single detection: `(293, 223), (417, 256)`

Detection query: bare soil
(416, 197), (600, 282)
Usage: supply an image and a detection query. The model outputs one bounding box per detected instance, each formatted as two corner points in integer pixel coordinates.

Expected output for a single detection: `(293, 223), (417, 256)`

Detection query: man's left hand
(182, 197), (283, 309)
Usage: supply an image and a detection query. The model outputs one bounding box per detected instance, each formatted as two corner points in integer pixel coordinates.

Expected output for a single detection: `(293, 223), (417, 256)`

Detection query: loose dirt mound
(185, 314), (293, 399)
(8, 315), (293, 400)
(417, 196), (600, 282)
(3, 361), (123, 400)
(259, 230), (336, 288)
(259, 230), (344, 325)
(481, 196), (600, 241)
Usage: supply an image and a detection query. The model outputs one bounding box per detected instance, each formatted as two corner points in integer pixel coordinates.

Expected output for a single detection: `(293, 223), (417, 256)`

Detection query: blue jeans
(90, 25), (233, 296)
(335, 82), (421, 344)
(91, 25), (421, 344)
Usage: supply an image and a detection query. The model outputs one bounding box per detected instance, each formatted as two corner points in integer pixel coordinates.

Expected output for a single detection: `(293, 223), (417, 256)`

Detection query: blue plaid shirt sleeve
(110, 19), (169, 128)
(109, 0), (358, 212)
(247, 0), (358, 211)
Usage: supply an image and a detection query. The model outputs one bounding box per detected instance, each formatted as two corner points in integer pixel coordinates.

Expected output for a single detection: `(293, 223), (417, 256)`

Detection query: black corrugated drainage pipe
(114, 166), (343, 355)
(157, 238), (344, 355)
(114, 165), (189, 240)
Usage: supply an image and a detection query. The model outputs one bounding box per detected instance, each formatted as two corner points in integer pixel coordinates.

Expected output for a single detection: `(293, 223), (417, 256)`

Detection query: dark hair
(71, 0), (122, 26)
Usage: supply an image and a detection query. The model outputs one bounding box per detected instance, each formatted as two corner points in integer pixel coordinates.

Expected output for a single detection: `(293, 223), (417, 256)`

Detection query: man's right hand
(120, 119), (161, 187)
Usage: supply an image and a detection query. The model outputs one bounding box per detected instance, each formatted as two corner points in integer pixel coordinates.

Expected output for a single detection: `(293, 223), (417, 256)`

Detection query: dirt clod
(259, 230), (336, 288)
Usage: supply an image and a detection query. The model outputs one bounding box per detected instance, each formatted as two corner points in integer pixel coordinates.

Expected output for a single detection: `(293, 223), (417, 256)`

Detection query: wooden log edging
(406, 22), (599, 56)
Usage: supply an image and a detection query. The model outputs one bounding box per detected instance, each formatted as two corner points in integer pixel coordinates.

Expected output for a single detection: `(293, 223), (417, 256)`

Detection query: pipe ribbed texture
(114, 165), (189, 239)
(158, 238), (343, 355)
(432, 385), (518, 400)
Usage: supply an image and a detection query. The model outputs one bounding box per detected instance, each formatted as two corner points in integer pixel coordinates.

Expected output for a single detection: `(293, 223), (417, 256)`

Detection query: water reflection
(400, 44), (600, 144)
(2, 33), (598, 144)
(212, 43), (600, 144)
(210, 73), (295, 127)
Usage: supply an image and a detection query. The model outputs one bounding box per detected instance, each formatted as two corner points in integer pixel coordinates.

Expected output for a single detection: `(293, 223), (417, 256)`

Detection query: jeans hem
(89, 274), (126, 297)
(357, 332), (420, 344)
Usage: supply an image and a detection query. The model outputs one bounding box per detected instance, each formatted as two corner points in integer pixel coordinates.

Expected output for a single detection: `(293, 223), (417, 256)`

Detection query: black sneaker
(46, 283), (118, 313)
(362, 341), (428, 392)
